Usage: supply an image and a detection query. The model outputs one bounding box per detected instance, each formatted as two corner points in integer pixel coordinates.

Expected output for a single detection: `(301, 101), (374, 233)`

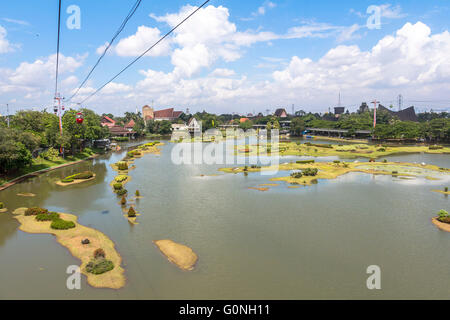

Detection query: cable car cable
(54, 0), (62, 96)
(78, 0), (211, 105)
(67, 0), (143, 103)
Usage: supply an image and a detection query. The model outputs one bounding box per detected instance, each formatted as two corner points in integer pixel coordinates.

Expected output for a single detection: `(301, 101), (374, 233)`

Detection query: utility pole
(54, 93), (65, 156)
(6, 103), (10, 127)
(372, 99), (379, 139)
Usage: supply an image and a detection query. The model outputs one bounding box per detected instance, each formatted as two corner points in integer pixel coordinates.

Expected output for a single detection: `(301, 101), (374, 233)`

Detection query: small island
(153, 240), (198, 271)
(0, 202), (7, 213)
(56, 171), (96, 186)
(432, 210), (450, 232)
(12, 207), (125, 289)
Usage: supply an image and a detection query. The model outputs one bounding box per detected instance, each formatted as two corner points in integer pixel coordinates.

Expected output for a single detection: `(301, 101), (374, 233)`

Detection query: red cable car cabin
(76, 112), (84, 124)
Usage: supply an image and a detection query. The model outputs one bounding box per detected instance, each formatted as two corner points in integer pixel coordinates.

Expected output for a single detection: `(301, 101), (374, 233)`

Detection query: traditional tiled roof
(101, 116), (115, 124)
(378, 105), (418, 122)
(274, 108), (287, 117)
(109, 125), (134, 135)
(153, 108), (183, 119)
(125, 119), (135, 128)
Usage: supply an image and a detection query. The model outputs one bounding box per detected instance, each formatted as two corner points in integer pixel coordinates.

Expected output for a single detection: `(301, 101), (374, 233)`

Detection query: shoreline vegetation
(12, 208), (125, 289)
(0, 150), (101, 191)
(234, 142), (450, 159)
(220, 161), (449, 189)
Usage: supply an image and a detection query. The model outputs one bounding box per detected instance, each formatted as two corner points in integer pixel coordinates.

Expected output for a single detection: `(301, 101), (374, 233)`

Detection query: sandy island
(12, 208), (125, 289)
(153, 240), (198, 271)
(432, 190), (450, 195)
(432, 218), (450, 233)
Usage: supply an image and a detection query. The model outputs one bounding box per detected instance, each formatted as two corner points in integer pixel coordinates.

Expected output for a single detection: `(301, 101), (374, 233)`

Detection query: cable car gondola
(53, 105), (58, 114)
(76, 112), (84, 124)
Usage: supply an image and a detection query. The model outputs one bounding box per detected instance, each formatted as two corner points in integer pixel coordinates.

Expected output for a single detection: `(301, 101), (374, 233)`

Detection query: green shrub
(296, 160), (315, 164)
(25, 207), (48, 216)
(290, 172), (303, 179)
(383, 159), (388, 163)
(94, 248), (106, 259)
(35, 212), (60, 221)
(302, 168), (318, 176)
(40, 147), (60, 161)
(63, 171), (94, 181)
(113, 183), (123, 191)
(135, 190), (140, 197)
(0, 202), (3, 209)
(128, 207), (136, 217)
(429, 145), (443, 150)
(83, 147), (93, 154)
(116, 189), (128, 196)
(127, 151), (135, 158)
(392, 171), (398, 175)
(445, 187), (449, 192)
(343, 163), (349, 168)
(50, 218), (75, 230)
(377, 148), (386, 152)
(243, 166), (248, 172)
(438, 209), (449, 219)
(116, 161), (128, 171)
(86, 259), (114, 274)
(333, 160), (340, 164)
(438, 216), (450, 224)
(114, 175), (128, 183)
(120, 196), (127, 205)
(250, 165), (261, 169)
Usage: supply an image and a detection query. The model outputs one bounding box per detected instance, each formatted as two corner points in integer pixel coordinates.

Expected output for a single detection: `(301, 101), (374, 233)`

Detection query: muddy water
(0, 140), (449, 299)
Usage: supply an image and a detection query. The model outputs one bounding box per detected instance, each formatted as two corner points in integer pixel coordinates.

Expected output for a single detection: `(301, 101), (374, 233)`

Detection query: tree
(290, 118), (305, 136)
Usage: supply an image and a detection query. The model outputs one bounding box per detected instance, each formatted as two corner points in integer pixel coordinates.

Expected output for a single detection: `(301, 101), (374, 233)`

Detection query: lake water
(0, 139), (449, 299)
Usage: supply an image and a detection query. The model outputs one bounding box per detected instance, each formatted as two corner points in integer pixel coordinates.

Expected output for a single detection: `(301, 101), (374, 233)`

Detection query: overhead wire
(66, 0), (143, 103)
(79, 0), (211, 105)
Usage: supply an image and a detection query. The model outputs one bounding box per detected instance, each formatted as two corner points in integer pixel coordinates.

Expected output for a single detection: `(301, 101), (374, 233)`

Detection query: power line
(54, 0), (62, 96)
(79, 0), (211, 105)
(67, 0), (142, 103)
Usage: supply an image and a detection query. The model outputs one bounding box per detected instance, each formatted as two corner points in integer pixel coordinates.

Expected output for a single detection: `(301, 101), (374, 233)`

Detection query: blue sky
(1, 0), (450, 115)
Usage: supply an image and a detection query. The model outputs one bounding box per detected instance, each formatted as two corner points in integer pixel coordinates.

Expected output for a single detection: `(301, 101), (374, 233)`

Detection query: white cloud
(0, 25), (14, 53)
(1, 18), (30, 26)
(210, 68), (236, 77)
(113, 25), (171, 57)
(380, 4), (407, 19)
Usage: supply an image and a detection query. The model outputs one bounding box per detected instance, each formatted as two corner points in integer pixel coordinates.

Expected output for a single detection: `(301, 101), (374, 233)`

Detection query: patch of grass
(25, 207), (48, 216)
(116, 189), (127, 196)
(113, 183), (123, 191)
(114, 175), (128, 183)
(116, 161), (128, 171)
(296, 160), (315, 164)
(86, 258), (114, 275)
(50, 218), (76, 230)
(35, 212), (60, 221)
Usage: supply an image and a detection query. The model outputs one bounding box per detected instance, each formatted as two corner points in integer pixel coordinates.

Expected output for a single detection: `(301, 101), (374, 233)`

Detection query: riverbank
(0, 149), (103, 191)
(310, 135), (369, 144)
(12, 208), (125, 289)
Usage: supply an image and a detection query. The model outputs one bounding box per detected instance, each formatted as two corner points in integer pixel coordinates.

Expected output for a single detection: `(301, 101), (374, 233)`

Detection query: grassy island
(153, 240), (198, 271)
(12, 207), (125, 289)
(56, 171), (96, 186)
(235, 142), (450, 159)
(220, 161), (449, 188)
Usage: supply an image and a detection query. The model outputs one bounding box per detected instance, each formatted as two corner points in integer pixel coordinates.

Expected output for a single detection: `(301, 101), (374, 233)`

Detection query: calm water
(0, 140), (449, 299)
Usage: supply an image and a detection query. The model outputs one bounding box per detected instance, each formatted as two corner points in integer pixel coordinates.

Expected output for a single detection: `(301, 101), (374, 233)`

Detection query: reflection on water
(0, 140), (449, 299)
